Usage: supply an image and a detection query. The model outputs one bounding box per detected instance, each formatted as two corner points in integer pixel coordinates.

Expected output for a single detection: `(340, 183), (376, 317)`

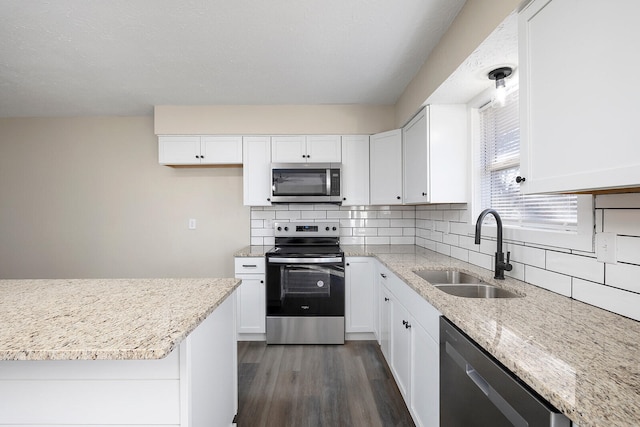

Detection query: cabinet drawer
(234, 257), (265, 274)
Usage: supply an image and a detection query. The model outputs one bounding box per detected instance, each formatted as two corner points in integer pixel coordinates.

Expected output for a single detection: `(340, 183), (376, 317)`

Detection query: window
(478, 87), (578, 231)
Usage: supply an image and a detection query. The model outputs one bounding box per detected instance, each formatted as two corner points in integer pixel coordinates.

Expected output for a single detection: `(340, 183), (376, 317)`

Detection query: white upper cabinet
(158, 136), (242, 165)
(242, 136), (272, 206)
(370, 129), (403, 205)
(519, 0), (640, 193)
(341, 135), (370, 206)
(271, 135), (341, 163)
(402, 105), (467, 204)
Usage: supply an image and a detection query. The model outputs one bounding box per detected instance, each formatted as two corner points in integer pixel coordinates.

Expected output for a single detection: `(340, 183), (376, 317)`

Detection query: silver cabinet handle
(242, 264), (257, 268)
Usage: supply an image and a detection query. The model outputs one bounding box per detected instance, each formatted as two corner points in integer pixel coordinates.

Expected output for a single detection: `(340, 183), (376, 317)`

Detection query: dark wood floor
(236, 340), (415, 427)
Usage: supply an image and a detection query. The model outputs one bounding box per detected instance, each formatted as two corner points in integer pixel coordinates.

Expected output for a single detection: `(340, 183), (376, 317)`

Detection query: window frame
(468, 86), (594, 252)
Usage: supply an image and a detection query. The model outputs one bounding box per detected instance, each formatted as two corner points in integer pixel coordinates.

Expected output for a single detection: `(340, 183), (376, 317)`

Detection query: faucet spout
(475, 209), (512, 279)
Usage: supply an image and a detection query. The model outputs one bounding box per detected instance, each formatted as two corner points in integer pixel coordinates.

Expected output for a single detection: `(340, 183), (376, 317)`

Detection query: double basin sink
(413, 270), (522, 299)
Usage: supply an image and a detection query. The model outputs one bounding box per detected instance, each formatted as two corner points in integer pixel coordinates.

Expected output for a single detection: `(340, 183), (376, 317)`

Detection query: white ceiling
(0, 0), (467, 118)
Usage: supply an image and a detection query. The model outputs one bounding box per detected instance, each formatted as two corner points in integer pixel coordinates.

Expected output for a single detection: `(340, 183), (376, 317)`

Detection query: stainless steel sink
(413, 269), (482, 284)
(434, 284), (521, 298)
(412, 269), (522, 298)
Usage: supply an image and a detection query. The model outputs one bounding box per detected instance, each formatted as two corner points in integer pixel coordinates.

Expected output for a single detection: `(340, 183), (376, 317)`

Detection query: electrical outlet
(188, 218), (197, 230)
(596, 232), (617, 264)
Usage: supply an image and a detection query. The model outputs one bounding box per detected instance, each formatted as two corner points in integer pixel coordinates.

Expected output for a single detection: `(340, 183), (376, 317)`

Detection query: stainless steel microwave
(270, 163), (341, 203)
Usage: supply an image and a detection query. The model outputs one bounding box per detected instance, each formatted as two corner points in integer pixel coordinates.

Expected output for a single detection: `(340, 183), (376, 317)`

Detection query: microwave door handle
(326, 168), (331, 196)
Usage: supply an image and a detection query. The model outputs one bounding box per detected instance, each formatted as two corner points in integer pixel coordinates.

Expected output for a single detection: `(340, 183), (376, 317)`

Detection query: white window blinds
(479, 89), (577, 231)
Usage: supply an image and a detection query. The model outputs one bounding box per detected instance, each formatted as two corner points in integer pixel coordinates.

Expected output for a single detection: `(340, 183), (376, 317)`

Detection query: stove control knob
(284, 226), (289, 231)
(277, 226), (282, 231)
(325, 226), (330, 231)
(332, 226), (337, 231)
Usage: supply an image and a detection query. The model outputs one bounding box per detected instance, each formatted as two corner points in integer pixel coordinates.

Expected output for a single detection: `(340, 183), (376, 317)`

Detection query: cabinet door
(271, 136), (307, 163)
(200, 136), (242, 164)
(391, 300), (411, 401)
(370, 129), (403, 205)
(345, 257), (375, 333)
(519, 0), (640, 193)
(158, 136), (201, 165)
(403, 109), (429, 204)
(306, 135), (342, 163)
(379, 285), (392, 362)
(410, 322), (439, 427)
(341, 135), (370, 206)
(243, 137), (272, 206)
(235, 276), (266, 335)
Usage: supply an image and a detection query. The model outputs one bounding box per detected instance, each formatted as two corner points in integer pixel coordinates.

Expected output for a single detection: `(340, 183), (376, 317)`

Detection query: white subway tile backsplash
(443, 233), (459, 246)
(546, 251), (604, 283)
(353, 228), (378, 237)
(573, 278), (640, 322)
(603, 209), (640, 236)
(596, 193), (640, 209)
(468, 251), (492, 270)
(391, 236), (415, 245)
(366, 236), (390, 245)
(378, 228), (403, 236)
(275, 210), (301, 220)
(505, 243), (546, 269)
(341, 236), (365, 245)
(617, 236), (640, 265)
(326, 210), (351, 219)
(249, 195), (640, 321)
(450, 246), (469, 263)
(436, 242), (451, 256)
(390, 219), (415, 228)
(606, 263), (640, 293)
(251, 210), (276, 220)
(301, 210), (327, 219)
(524, 266), (572, 297)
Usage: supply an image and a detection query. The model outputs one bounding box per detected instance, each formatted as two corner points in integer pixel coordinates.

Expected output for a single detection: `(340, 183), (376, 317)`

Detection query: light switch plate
(596, 232), (617, 264)
(188, 218), (197, 230)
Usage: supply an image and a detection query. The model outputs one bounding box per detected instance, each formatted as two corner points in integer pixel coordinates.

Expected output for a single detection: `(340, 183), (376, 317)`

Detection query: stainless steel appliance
(270, 163), (341, 204)
(440, 317), (570, 427)
(266, 222), (345, 344)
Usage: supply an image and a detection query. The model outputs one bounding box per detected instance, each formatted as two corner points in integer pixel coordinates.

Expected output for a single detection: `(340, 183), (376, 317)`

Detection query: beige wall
(155, 104), (395, 135)
(0, 116), (249, 279)
(394, 0), (521, 126)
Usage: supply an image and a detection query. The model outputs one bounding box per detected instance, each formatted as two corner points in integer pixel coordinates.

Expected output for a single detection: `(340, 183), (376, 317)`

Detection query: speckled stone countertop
(236, 244), (640, 427)
(0, 278), (239, 361)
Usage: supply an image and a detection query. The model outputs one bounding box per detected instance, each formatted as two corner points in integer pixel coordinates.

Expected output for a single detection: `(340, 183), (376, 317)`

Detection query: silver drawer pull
(242, 264), (257, 268)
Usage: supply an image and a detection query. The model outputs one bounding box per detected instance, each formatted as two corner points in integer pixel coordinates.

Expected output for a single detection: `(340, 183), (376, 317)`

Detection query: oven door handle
(268, 257), (343, 264)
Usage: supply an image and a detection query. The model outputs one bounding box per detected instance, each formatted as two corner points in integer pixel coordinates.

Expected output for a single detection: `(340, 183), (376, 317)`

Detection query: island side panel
(180, 289), (238, 427)
(0, 352), (181, 425)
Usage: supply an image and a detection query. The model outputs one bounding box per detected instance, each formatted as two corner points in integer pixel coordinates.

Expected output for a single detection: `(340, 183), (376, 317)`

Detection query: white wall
(0, 117), (249, 279)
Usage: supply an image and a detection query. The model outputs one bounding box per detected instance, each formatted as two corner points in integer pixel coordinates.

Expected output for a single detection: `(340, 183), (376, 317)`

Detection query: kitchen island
(0, 278), (240, 426)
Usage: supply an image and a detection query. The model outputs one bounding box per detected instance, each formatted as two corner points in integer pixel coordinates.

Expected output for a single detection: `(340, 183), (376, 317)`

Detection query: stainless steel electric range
(265, 222), (345, 344)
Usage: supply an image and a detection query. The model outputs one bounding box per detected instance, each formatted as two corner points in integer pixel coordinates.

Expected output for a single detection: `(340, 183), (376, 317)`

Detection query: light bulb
(494, 78), (506, 106)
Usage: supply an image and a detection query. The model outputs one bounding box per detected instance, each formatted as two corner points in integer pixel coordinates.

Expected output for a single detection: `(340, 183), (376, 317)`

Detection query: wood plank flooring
(236, 341), (415, 427)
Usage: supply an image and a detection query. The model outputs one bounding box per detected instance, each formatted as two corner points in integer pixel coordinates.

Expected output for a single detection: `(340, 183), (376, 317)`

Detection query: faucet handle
(505, 251), (513, 271)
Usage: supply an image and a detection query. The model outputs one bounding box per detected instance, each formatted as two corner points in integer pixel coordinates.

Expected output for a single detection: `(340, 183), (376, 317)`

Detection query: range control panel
(274, 222), (340, 238)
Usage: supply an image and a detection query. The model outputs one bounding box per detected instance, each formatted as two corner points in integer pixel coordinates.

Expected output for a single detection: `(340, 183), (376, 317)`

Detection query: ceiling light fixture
(488, 67), (513, 106)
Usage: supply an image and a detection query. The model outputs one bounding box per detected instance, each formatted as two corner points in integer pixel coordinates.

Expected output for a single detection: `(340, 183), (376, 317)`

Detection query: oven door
(266, 257), (345, 316)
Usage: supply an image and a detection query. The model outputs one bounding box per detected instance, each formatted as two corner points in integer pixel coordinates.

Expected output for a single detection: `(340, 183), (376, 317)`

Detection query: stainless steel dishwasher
(440, 317), (570, 427)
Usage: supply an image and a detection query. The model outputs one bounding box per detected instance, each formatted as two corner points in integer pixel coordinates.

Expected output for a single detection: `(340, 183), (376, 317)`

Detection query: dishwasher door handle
(465, 363), (528, 427)
(446, 340), (528, 427)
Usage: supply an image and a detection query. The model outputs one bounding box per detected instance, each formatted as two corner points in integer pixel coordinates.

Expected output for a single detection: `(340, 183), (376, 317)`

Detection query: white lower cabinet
(234, 257), (266, 339)
(410, 321), (440, 427)
(345, 257), (375, 335)
(376, 260), (441, 427)
(391, 298), (412, 400)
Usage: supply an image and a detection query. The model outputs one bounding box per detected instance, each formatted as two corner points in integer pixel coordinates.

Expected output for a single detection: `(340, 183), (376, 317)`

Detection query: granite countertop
(0, 278), (240, 361)
(236, 244), (640, 427)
